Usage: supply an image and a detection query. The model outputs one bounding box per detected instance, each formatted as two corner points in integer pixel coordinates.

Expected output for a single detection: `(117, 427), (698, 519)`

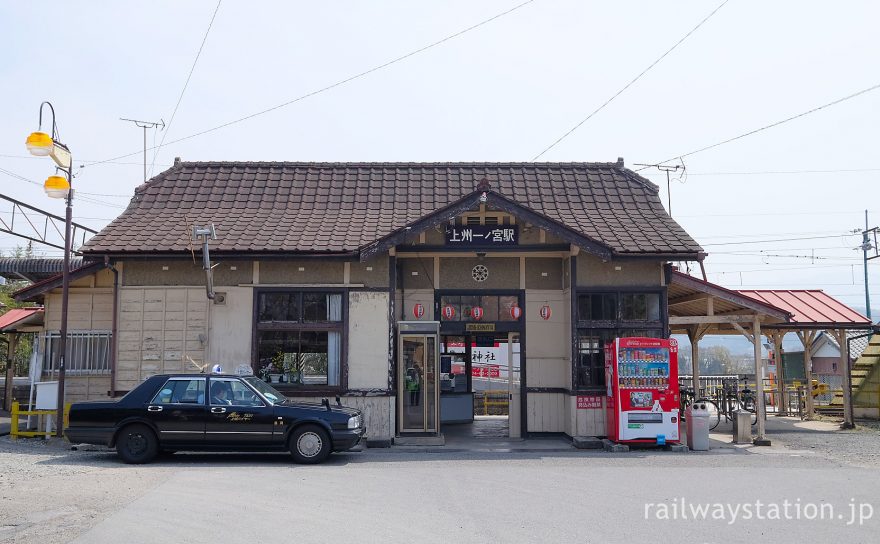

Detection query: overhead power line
(148, 0), (222, 178)
(707, 263), (875, 273)
(84, 0), (538, 168)
(0, 166), (128, 208)
(677, 209), (877, 218)
(688, 167), (880, 176)
(0, 154), (172, 169)
(637, 82), (880, 171)
(697, 229), (859, 240)
(708, 251), (862, 260)
(531, 0), (729, 161)
(700, 233), (860, 247)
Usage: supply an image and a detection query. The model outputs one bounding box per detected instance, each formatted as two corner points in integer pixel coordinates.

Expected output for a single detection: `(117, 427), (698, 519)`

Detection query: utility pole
(862, 209), (879, 320)
(120, 118), (164, 182)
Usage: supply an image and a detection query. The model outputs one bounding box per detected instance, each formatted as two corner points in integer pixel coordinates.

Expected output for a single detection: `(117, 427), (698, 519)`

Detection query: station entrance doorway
(435, 288), (525, 439)
(440, 332), (521, 439)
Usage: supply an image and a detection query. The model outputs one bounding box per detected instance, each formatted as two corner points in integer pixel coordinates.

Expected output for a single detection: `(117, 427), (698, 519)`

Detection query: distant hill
(672, 333), (799, 357)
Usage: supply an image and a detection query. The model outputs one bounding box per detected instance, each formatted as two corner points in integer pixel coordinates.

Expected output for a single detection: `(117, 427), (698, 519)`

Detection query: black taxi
(65, 373), (365, 464)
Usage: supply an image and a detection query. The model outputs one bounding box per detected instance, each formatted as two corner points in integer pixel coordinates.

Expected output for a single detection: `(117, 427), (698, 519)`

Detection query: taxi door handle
(147, 406), (163, 412)
(211, 407), (227, 414)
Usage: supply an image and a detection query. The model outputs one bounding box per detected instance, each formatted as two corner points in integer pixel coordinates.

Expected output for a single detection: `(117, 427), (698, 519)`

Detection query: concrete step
(572, 436), (603, 450)
(394, 434), (446, 446)
(602, 439), (629, 453)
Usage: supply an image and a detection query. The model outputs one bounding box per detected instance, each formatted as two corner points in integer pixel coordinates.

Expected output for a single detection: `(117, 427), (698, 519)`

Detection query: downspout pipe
(202, 242), (216, 300)
(104, 256), (119, 397)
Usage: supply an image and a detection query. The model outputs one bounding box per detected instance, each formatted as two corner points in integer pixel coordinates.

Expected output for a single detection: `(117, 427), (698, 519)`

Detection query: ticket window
(399, 334), (439, 433)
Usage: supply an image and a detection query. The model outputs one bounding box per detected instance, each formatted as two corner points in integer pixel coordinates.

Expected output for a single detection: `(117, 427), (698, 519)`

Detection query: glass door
(399, 334), (439, 433)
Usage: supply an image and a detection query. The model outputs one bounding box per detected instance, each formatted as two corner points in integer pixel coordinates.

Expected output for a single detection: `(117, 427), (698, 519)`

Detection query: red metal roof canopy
(737, 290), (871, 328)
(0, 308), (44, 332)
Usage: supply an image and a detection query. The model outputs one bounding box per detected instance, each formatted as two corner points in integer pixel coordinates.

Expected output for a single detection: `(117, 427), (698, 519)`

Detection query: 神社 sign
(445, 225), (518, 246)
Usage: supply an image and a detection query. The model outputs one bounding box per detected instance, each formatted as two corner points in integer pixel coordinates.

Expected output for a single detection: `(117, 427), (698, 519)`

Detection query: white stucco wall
(524, 289), (570, 389)
(347, 291), (391, 389)
(206, 287), (254, 367)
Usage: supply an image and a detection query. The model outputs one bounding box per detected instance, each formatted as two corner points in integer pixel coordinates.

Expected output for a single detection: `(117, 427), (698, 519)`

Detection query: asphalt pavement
(67, 447), (879, 544)
(5, 415), (880, 544)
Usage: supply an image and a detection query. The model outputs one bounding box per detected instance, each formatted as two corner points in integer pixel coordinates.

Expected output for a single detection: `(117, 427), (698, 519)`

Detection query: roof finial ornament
(476, 177), (491, 192)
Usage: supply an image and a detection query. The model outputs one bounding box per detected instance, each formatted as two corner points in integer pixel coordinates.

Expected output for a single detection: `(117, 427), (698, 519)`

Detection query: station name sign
(445, 225), (518, 246)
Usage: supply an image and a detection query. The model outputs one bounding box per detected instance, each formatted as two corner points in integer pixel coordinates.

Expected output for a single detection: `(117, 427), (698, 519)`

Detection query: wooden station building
(14, 160), (705, 446)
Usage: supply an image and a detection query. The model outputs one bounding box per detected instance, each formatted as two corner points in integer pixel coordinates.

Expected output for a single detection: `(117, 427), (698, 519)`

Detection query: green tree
(1, 243), (38, 376)
(700, 345), (735, 375)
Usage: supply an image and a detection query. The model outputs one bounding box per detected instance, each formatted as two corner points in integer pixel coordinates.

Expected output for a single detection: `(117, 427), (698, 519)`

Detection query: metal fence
(473, 390), (509, 416)
(814, 374), (842, 406)
(679, 375), (744, 398)
(40, 331), (112, 376)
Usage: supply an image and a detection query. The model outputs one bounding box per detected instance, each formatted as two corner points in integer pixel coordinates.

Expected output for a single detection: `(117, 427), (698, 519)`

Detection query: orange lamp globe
(44, 175), (70, 199)
(25, 131), (53, 156)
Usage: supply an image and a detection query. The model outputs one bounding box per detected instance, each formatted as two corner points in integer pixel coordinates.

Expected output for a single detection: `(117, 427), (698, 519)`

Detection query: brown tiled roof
(81, 161), (703, 257)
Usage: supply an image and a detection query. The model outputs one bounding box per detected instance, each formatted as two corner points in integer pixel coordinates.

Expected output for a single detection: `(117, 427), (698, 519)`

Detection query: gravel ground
(760, 417), (880, 469)
(0, 437), (170, 543)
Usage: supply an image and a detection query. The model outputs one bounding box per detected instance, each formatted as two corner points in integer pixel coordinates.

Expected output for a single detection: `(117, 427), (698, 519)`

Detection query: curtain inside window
(328, 331), (341, 386)
(327, 294), (342, 321)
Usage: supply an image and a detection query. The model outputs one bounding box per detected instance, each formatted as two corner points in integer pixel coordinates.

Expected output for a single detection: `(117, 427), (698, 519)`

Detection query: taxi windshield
(242, 377), (287, 405)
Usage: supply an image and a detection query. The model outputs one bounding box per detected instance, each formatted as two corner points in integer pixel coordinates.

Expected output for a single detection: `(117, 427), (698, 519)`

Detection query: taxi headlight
(347, 416), (360, 429)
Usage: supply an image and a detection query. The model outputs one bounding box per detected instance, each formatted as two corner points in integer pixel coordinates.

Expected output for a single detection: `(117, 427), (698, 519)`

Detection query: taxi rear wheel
(289, 425), (331, 464)
(116, 424), (158, 464)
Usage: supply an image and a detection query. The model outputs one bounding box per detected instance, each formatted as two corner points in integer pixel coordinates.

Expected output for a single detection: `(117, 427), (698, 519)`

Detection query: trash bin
(732, 410), (752, 444)
(686, 402), (710, 451)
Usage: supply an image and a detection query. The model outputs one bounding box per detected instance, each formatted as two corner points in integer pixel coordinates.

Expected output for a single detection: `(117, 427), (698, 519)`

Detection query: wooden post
(687, 326), (703, 397)
(833, 329), (855, 428)
(796, 330), (817, 419)
(768, 332), (787, 416)
(3, 335), (18, 412)
(753, 319), (769, 444)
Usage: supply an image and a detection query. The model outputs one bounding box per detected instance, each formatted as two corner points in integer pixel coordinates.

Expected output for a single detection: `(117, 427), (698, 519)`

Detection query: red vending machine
(605, 337), (680, 444)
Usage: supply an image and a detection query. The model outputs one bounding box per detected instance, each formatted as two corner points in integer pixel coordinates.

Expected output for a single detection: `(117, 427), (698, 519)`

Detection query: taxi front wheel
(116, 423), (158, 464)
(289, 425), (331, 464)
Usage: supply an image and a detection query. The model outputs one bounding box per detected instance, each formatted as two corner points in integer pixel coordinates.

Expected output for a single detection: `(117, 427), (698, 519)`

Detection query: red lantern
(540, 305), (552, 320)
(413, 303), (425, 319)
(470, 306), (484, 321)
(510, 305), (522, 319)
(442, 305), (456, 319)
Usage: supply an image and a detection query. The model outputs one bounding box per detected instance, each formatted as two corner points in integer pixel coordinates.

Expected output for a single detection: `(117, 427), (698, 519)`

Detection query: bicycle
(679, 386), (721, 430)
(719, 379), (758, 426)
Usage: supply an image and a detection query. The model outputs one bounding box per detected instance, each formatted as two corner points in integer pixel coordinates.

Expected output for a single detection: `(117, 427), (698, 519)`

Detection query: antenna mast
(120, 117), (165, 182)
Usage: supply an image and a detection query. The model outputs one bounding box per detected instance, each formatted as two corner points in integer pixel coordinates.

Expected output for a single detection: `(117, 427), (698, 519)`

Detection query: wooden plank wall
(117, 288), (207, 391)
(526, 393), (566, 432)
(44, 287), (114, 401)
(567, 397), (606, 437)
(64, 376), (112, 402)
(46, 289), (114, 330)
(526, 394), (607, 437)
